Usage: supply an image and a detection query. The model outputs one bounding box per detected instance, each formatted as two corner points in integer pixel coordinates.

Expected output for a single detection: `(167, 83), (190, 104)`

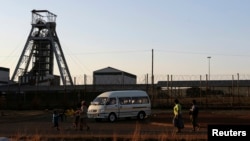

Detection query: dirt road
(0, 109), (249, 140)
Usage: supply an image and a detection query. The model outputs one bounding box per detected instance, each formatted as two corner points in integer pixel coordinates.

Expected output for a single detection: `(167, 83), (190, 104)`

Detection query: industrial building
(93, 67), (137, 85)
(0, 67), (9, 86)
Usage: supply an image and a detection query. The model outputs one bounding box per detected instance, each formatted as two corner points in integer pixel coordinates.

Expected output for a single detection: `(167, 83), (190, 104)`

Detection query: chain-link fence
(69, 73), (250, 109)
(71, 73), (250, 85)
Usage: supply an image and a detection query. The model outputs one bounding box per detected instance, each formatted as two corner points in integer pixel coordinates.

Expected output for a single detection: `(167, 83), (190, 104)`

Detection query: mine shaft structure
(11, 10), (73, 86)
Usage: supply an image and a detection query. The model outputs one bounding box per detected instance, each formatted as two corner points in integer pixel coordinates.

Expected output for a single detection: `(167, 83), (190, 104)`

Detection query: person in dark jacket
(189, 99), (200, 131)
(52, 110), (60, 131)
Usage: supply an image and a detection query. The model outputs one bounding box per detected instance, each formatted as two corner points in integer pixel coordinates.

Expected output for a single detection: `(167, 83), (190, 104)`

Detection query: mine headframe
(11, 10), (73, 86)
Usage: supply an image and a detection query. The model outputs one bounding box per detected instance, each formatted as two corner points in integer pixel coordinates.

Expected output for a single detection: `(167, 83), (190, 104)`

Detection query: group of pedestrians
(172, 98), (200, 133)
(52, 100), (90, 131)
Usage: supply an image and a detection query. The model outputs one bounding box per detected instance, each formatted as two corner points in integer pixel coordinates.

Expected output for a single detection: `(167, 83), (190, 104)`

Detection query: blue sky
(1, 0), (250, 83)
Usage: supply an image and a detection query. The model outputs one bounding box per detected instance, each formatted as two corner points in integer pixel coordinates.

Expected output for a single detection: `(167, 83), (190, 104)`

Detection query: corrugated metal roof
(93, 66), (136, 78)
(94, 66), (122, 73)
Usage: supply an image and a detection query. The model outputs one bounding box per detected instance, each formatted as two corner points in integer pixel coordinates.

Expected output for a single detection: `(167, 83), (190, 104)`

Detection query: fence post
(199, 75), (202, 105)
(231, 75), (234, 107)
(237, 73), (239, 105)
(206, 74), (208, 109)
(84, 74), (87, 100)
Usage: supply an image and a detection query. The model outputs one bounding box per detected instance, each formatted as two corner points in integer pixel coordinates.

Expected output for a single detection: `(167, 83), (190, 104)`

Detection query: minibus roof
(98, 90), (148, 97)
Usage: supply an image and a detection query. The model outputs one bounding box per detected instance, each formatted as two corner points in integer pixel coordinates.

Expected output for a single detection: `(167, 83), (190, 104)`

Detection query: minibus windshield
(91, 97), (108, 105)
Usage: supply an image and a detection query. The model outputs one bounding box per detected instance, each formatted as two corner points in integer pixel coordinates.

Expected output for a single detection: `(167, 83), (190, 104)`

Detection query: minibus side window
(106, 97), (116, 105)
(141, 97), (149, 104)
(131, 97), (149, 104)
(132, 97), (141, 104)
(119, 97), (131, 105)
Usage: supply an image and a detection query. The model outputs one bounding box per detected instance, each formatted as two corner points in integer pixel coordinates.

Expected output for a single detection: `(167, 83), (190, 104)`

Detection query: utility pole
(151, 49), (154, 86)
(151, 49), (154, 103)
(207, 56), (211, 81)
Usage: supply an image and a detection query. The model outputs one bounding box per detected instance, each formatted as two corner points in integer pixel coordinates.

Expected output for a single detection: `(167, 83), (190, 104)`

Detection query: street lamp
(207, 56), (211, 80)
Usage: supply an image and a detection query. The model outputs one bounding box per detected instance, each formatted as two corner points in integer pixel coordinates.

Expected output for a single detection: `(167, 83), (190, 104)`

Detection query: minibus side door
(118, 97), (132, 118)
(105, 97), (119, 117)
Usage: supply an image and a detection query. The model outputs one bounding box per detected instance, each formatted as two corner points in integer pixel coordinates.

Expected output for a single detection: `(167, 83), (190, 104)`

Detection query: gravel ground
(0, 109), (249, 140)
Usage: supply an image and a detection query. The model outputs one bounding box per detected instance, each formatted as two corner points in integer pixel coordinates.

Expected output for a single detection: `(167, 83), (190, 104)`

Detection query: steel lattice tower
(11, 10), (73, 86)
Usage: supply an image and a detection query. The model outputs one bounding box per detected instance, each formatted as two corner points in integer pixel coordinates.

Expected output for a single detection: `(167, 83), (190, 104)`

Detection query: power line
(155, 49), (250, 57)
(63, 49), (150, 55)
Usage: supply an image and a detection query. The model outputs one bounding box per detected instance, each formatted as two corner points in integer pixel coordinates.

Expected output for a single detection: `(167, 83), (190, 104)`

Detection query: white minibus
(87, 90), (151, 122)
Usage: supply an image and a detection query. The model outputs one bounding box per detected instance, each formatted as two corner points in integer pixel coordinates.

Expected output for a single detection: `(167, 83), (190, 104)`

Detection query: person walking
(73, 107), (81, 130)
(189, 99), (200, 131)
(173, 99), (184, 133)
(79, 100), (90, 131)
(52, 110), (60, 131)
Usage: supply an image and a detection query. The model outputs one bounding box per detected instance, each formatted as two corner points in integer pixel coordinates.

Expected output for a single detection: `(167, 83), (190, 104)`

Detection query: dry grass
(9, 133), (207, 141)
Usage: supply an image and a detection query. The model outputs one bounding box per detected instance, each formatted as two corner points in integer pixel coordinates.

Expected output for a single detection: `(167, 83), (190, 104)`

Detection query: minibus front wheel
(137, 111), (146, 120)
(108, 113), (117, 122)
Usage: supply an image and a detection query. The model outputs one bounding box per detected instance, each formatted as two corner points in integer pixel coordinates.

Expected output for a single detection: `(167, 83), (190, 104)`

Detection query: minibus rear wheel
(108, 113), (117, 122)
